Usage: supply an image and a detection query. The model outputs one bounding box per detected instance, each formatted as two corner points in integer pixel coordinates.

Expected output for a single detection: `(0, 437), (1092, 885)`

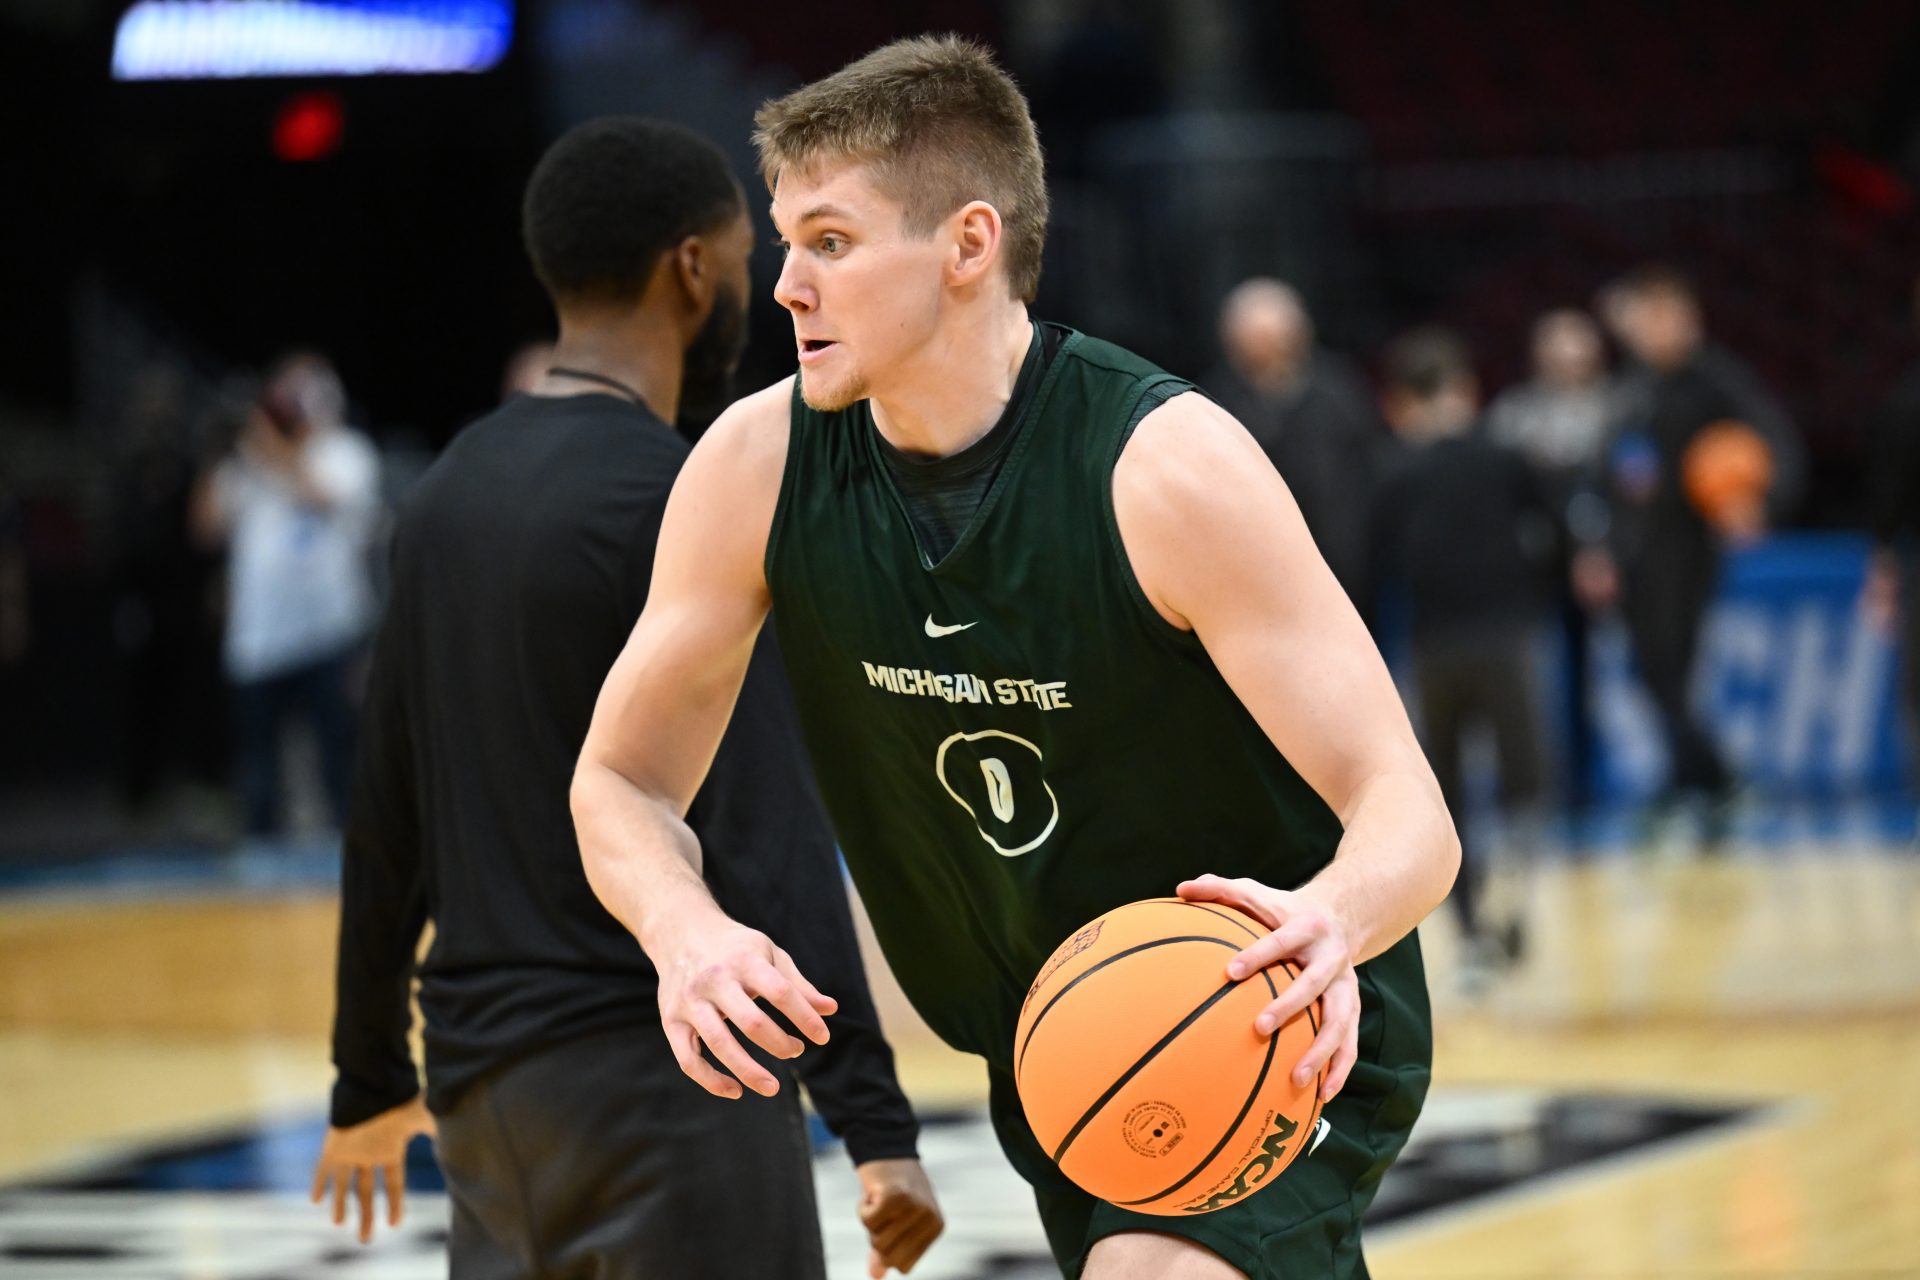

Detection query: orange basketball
(1682, 419), (1772, 526)
(1013, 897), (1324, 1216)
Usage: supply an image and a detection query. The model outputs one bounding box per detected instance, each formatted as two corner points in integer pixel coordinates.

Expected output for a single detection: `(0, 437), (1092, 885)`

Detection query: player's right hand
(651, 903), (838, 1099)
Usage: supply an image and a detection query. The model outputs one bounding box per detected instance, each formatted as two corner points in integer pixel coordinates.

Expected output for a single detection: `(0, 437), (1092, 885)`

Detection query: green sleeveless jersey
(765, 329), (1430, 1096)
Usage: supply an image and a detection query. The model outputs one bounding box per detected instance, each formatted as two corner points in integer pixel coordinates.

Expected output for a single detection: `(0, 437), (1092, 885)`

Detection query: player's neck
(534, 309), (684, 425)
(869, 303), (1032, 460)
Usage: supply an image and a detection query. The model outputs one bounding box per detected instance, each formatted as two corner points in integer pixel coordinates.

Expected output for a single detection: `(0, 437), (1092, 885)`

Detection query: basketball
(1013, 897), (1324, 1217)
(1682, 419), (1773, 527)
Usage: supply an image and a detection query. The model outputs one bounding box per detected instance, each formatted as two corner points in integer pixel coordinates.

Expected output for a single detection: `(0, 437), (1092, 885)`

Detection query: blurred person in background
(111, 363), (225, 820)
(1206, 277), (1381, 610)
(1372, 327), (1557, 986)
(1486, 309), (1615, 509)
(1485, 309), (1617, 811)
(1863, 273), (1920, 798)
(1591, 264), (1804, 825)
(499, 338), (554, 401)
(191, 352), (380, 840)
(311, 118), (937, 1279)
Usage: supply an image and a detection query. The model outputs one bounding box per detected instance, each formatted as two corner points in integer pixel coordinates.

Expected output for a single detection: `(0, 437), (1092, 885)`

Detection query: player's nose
(773, 253), (813, 315)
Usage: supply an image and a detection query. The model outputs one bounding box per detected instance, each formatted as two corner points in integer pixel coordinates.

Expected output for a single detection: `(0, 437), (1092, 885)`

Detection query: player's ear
(948, 200), (1003, 290)
(672, 234), (713, 315)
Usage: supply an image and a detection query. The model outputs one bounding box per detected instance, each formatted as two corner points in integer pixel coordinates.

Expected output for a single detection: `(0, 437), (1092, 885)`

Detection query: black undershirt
(876, 322), (1065, 564)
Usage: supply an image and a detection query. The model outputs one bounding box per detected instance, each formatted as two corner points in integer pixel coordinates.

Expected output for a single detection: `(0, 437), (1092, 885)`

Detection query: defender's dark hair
(1382, 326), (1476, 400)
(522, 117), (743, 307)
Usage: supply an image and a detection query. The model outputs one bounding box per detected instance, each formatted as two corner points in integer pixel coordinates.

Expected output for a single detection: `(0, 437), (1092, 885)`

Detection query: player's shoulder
(690, 374), (793, 452)
(1118, 389), (1272, 512)
(1054, 327), (1175, 382)
(677, 375), (796, 496)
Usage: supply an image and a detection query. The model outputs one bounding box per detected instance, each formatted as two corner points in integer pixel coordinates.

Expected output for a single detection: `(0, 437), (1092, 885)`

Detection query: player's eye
(771, 237), (790, 255)
(819, 234), (845, 254)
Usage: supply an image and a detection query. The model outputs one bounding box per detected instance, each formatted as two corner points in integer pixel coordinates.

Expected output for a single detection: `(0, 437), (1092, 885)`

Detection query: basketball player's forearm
(572, 763), (719, 950)
(1300, 769), (1460, 964)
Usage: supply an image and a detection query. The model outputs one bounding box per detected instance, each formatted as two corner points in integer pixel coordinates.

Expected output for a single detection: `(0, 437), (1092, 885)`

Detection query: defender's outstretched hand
(1177, 874), (1362, 1103)
(651, 902), (838, 1098)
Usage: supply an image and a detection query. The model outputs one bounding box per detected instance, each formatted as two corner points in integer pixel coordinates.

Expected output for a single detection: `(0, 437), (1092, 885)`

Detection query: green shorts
(985, 1054), (1426, 1279)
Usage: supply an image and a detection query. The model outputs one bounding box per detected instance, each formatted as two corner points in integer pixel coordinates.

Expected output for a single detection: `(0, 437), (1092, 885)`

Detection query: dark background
(3, 0), (1918, 796)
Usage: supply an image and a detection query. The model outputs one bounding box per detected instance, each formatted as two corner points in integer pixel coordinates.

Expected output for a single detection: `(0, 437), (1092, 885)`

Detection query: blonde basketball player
(574, 36), (1458, 1279)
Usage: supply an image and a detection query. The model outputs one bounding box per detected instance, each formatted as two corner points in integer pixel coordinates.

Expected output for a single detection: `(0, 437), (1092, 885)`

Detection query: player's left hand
(1176, 874), (1361, 1104)
(310, 1095), (436, 1244)
(854, 1157), (943, 1277)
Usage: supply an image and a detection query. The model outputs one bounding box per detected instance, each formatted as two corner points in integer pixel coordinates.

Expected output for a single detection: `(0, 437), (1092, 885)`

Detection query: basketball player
(573, 40), (1457, 1279)
(313, 118), (939, 1279)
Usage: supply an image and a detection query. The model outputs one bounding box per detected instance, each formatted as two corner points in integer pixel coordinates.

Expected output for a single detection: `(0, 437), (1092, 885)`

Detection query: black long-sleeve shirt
(1368, 425), (1561, 644)
(1605, 344), (1806, 571)
(329, 391), (919, 1166)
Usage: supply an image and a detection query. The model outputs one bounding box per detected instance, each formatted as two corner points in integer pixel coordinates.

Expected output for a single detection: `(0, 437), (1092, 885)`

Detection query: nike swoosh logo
(1309, 1117), (1331, 1157)
(924, 614), (978, 638)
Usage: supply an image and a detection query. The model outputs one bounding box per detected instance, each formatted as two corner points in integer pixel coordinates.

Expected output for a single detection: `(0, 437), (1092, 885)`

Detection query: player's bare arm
(572, 377), (838, 1099)
(1113, 390), (1461, 1099)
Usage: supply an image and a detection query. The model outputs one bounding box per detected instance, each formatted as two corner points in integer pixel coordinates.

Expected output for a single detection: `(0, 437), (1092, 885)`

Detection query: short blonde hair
(753, 34), (1049, 303)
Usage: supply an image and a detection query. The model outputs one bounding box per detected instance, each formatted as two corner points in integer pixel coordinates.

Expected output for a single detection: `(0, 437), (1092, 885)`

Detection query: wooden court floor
(1, 837), (1915, 1277)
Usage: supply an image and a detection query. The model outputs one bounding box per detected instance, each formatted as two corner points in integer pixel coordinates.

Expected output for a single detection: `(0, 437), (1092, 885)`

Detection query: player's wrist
(635, 881), (725, 955)
(1284, 882), (1359, 960)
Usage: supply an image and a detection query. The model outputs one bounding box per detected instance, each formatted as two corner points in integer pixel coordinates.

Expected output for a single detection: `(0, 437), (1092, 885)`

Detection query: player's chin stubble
(799, 366), (868, 413)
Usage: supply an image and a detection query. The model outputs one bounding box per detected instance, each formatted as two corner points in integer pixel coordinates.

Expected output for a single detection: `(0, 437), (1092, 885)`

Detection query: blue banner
(1588, 533), (1908, 801)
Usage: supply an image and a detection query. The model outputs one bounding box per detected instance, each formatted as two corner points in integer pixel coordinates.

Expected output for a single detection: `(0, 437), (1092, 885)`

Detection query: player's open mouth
(797, 339), (838, 364)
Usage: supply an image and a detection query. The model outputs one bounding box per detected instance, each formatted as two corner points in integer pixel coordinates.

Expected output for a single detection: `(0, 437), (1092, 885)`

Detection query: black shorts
(434, 1026), (825, 1280)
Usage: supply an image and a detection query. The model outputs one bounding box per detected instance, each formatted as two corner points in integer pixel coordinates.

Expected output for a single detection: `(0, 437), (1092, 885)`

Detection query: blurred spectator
(1864, 274), (1920, 791)
(110, 363), (224, 815)
(1487, 309), (1616, 488)
(1486, 309), (1617, 809)
(1594, 265), (1805, 815)
(1207, 277), (1380, 608)
(1371, 327), (1555, 982)
(191, 352), (380, 839)
(500, 339), (554, 401)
